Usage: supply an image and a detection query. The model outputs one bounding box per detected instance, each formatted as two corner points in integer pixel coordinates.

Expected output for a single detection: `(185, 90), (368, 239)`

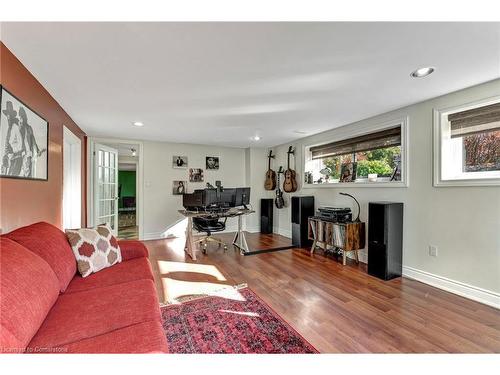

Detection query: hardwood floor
(145, 232), (500, 353)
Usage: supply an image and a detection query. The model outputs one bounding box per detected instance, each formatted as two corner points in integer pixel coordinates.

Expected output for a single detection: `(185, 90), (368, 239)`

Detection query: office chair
(192, 216), (228, 253)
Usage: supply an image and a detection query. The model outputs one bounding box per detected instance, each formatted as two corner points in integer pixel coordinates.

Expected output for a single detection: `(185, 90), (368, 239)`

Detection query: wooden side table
(308, 218), (365, 265)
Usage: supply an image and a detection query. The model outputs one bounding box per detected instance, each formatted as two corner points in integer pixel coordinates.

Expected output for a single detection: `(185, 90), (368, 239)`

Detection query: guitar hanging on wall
(275, 166), (285, 209)
(264, 150), (277, 190)
(283, 146), (298, 193)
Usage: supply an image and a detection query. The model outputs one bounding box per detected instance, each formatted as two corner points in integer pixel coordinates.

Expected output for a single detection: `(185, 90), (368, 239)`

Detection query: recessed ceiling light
(294, 130), (308, 135)
(252, 135), (261, 141)
(410, 67), (435, 78)
(133, 121), (144, 127)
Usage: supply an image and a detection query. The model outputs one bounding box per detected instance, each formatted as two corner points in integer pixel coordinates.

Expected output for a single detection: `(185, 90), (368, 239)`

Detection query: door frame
(87, 137), (144, 240)
(62, 126), (82, 229)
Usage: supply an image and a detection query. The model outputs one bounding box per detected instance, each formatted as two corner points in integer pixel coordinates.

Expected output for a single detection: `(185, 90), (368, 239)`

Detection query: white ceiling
(2, 22), (500, 147)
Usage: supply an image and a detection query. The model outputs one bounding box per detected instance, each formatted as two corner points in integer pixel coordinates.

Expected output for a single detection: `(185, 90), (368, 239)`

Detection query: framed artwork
(172, 180), (186, 195)
(0, 85), (48, 180)
(172, 155), (188, 169)
(206, 156), (219, 170)
(189, 168), (204, 182)
(340, 162), (357, 183)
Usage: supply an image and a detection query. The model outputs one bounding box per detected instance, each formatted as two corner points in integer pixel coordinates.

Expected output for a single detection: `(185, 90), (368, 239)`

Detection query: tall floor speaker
(291, 196), (314, 247)
(260, 199), (273, 234)
(368, 202), (404, 280)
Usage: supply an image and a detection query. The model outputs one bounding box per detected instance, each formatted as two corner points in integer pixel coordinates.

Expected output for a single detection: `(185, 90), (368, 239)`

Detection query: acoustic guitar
(264, 150), (277, 190)
(283, 146), (298, 193)
(275, 166), (285, 209)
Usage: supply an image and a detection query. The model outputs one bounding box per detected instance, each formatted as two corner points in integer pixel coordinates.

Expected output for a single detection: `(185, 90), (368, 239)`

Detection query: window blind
(310, 126), (401, 160)
(449, 102), (500, 138)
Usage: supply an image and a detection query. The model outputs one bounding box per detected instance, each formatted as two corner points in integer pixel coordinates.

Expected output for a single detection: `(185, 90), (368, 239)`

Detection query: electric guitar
(283, 146), (298, 193)
(264, 150), (277, 191)
(275, 166), (285, 209)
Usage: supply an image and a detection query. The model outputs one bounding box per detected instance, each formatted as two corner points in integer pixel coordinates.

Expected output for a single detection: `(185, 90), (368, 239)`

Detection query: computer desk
(178, 208), (255, 260)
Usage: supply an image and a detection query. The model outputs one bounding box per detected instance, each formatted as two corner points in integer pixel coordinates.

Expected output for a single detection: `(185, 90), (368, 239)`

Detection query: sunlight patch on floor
(161, 277), (246, 304)
(157, 260), (227, 281)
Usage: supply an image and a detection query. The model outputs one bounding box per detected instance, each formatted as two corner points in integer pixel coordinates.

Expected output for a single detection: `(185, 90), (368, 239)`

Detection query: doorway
(89, 138), (143, 240)
(117, 160), (138, 239)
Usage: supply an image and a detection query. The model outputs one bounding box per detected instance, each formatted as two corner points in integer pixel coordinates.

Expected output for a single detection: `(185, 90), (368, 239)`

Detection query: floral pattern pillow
(66, 225), (122, 277)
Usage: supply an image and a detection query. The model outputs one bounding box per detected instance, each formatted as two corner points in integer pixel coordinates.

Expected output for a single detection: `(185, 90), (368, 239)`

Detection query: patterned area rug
(160, 287), (318, 354)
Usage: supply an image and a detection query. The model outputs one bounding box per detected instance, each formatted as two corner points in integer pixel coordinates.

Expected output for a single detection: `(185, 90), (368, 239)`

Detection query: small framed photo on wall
(172, 180), (186, 195)
(206, 156), (219, 170)
(172, 155), (188, 169)
(0, 85), (48, 180)
(189, 168), (204, 182)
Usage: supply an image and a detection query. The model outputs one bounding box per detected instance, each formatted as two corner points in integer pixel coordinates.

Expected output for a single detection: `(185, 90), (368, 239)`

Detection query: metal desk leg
(232, 215), (249, 254)
(184, 216), (197, 260)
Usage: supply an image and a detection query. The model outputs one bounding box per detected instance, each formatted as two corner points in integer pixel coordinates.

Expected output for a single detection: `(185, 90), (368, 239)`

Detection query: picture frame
(340, 162), (357, 183)
(0, 85), (49, 181)
(172, 180), (187, 195)
(172, 155), (188, 169)
(206, 156), (219, 170)
(189, 168), (204, 182)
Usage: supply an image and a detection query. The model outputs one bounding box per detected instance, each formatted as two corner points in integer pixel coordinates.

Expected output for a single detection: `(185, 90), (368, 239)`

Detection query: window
(304, 119), (407, 187)
(434, 98), (500, 186)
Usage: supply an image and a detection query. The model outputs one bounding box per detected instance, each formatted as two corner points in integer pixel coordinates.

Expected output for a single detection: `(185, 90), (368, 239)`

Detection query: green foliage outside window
(321, 146), (400, 179)
(356, 159), (393, 177)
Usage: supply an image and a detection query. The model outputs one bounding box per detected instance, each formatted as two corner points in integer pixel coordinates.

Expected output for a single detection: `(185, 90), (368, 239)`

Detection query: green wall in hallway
(118, 171), (136, 208)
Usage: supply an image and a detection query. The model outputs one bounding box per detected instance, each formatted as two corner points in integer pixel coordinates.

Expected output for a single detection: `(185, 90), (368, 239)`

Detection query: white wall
(258, 79), (500, 303)
(142, 141), (247, 239)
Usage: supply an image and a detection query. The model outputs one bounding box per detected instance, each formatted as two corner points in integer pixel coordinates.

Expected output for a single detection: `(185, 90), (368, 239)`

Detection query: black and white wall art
(0, 86), (48, 180)
(189, 168), (204, 182)
(172, 155), (188, 169)
(206, 156), (219, 170)
(172, 180), (186, 195)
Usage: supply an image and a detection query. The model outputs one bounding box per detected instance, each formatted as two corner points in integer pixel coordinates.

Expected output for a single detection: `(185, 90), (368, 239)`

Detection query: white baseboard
(403, 266), (500, 309)
(274, 227), (292, 238)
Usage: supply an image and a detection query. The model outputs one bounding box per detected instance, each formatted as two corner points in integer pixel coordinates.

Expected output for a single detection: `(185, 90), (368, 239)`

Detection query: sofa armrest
(118, 240), (149, 261)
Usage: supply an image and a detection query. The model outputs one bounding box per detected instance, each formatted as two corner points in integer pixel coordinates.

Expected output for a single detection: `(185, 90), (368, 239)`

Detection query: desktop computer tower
(368, 202), (404, 280)
(291, 196), (314, 247)
(260, 199), (273, 234)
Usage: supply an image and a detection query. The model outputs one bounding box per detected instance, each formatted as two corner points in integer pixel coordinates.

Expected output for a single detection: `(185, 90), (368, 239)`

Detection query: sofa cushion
(5, 222), (76, 292)
(64, 257), (154, 294)
(66, 225), (122, 277)
(118, 240), (149, 261)
(51, 321), (168, 353)
(0, 325), (23, 353)
(28, 279), (160, 349)
(0, 238), (60, 350)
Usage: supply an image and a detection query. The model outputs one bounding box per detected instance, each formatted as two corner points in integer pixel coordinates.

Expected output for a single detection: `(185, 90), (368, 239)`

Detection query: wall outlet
(429, 245), (438, 257)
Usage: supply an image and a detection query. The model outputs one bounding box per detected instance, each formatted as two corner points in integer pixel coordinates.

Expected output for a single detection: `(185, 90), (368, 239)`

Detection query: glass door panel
(94, 143), (118, 234)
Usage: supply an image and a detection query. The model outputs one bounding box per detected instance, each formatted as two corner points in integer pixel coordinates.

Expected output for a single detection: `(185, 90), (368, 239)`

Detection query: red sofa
(0, 222), (168, 353)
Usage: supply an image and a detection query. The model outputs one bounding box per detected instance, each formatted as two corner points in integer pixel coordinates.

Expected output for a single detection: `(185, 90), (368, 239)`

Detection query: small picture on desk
(172, 156), (188, 169)
(206, 156), (219, 170)
(340, 162), (357, 182)
(172, 180), (186, 195)
(189, 168), (204, 182)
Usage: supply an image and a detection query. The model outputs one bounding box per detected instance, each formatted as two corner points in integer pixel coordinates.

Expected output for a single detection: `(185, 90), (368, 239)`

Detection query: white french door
(94, 143), (119, 234)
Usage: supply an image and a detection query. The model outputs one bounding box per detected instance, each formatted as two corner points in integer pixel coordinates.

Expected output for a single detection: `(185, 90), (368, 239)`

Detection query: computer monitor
(234, 187), (250, 208)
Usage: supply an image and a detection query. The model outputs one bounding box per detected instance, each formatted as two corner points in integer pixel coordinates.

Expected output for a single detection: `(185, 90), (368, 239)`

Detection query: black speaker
(260, 199), (273, 234)
(368, 202), (404, 280)
(291, 196), (314, 247)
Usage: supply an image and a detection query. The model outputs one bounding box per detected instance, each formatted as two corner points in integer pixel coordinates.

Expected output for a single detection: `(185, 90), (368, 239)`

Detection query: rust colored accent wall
(0, 42), (86, 233)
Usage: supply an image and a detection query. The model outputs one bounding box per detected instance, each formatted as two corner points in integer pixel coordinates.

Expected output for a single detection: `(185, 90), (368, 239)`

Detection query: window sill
(433, 178), (500, 187)
(302, 180), (408, 189)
